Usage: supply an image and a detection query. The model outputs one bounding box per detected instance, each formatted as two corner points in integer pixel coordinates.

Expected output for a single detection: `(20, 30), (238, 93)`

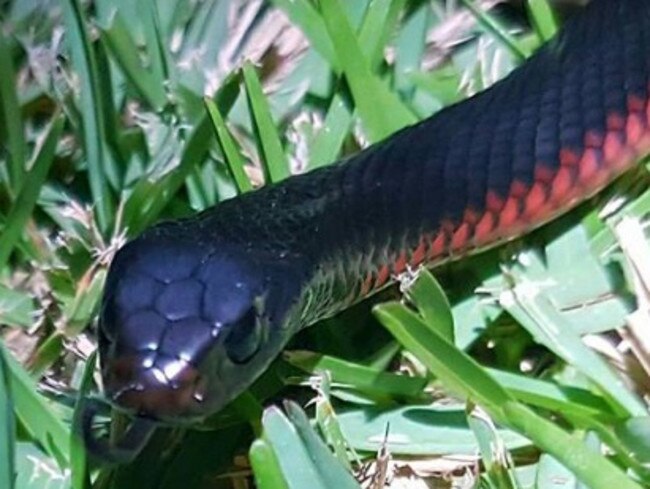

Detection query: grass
(1, 0), (650, 488)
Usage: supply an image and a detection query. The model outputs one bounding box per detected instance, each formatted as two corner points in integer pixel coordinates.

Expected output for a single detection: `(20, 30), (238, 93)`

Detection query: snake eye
(224, 307), (262, 364)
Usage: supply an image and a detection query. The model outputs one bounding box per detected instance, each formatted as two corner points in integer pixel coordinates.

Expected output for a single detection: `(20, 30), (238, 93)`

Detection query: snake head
(95, 229), (302, 426)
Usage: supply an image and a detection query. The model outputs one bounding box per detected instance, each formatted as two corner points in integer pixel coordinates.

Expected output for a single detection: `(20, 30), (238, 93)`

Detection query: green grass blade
(374, 301), (513, 412)
(535, 453), (578, 489)
(307, 0), (405, 169)
(337, 404), (530, 455)
(285, 350), (428, 399)
(27, 334), (64, 381)
(503, 402), (643, 489)
(468, 407), (518, 489)
(526, 0), (558, 42)
(614, 417), (650, 465)
(0, 284), (36, 328)
(99, 12), (167, 111)
(129, 72), (241, 234)
(62, 0), (115, 232)
(270, 0), (337, 69)
(204, 97), (253, 194)
(357, 0), (406, 68)
(499, 282), (646, 417)
(63, 268), (107, 336)
(460, 0), (530, 61)
(283, 401), (359, 488)
(70, 352), (95, 489)
(0, 346), (15, 489)
(565, 411), (650, 482)
(250, 439), (290, 489)
(137, 1), (171, 85)
(184, 167), (211, 211)
(261, 406), (334, 488)
(394, 4), (430, 98)
(242, 63), (290, 183)
(319, 0), (417, 142)
(0, 31), (25, 191)
(311, 375), (355, 470)
(260, 403), (360, 489)
(307, 94), (352, 169)
(403, 270), (454, 342)
(487, 368), (617, 420)
(126, 116), (211, 233)
(375, 296), (644, 489)
(0, 114), (64, 271)
(2, 342), (69, 467)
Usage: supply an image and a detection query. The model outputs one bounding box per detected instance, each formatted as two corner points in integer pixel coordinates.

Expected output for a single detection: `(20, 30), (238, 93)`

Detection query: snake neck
(188, 0), (650, 330)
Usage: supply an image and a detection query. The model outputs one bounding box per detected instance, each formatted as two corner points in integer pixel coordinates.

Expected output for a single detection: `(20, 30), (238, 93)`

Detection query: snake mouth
(82, 352), (210, 463)
(104, 352), (206, 419)
(81, 398), (157, 465)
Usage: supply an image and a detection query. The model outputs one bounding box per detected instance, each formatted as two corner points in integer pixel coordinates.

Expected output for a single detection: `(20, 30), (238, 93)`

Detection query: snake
(82, 0), (650, 463)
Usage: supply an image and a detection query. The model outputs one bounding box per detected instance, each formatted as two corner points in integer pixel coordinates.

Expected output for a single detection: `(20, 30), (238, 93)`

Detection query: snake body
(87, 0), (650, 461)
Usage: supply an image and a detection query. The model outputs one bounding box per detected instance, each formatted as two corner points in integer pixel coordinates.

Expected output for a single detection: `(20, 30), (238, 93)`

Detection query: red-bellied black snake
(83, 0), (650, 463)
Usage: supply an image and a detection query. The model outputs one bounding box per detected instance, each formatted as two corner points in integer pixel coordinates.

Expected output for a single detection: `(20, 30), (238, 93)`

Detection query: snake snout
(105, 351), (205, 418)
